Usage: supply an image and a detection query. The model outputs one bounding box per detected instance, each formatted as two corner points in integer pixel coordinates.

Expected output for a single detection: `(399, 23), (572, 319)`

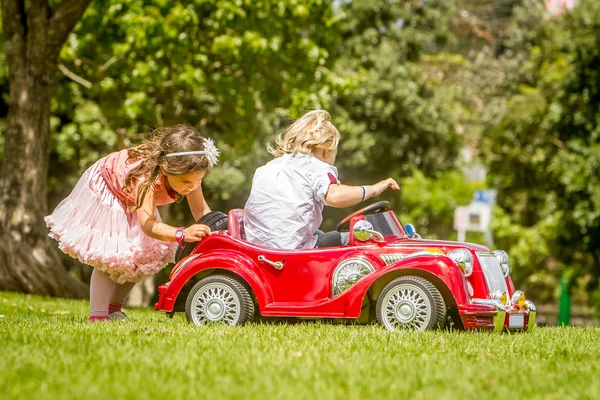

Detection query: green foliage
(492, 206), (560, 303)
(333, 0), (461, 185)
(397, 169), (481, 240)
(45, 0), (465, 229)
(482, 0), (600, 295)
(49, 0), (340, 214)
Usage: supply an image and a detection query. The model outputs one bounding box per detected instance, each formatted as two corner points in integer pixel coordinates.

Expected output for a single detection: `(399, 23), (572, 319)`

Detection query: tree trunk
(0, 0), (91, 298)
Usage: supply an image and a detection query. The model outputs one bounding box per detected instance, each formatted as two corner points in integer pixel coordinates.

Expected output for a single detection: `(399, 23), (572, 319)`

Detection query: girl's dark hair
(123, 125), (211, 210)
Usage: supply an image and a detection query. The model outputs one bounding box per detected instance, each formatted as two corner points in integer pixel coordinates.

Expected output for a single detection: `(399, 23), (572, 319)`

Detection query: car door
(255, 246), (351, 304)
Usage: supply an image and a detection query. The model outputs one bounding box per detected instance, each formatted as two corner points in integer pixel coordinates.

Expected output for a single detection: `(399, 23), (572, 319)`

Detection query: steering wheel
(336, 201), (391, 232)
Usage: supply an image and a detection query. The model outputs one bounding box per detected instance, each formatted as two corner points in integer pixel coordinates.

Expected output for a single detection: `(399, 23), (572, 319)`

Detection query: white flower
(203, 138), (220, 166)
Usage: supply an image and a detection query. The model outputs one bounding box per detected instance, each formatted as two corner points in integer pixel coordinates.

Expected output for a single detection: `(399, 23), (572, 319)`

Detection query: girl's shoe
(88, 315), (109, 322)
(108, 311), (130, 321)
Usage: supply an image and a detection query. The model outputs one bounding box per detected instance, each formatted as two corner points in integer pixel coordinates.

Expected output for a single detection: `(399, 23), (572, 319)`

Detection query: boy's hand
(370, 178), (400, 197)
(184, 224), (211, 242)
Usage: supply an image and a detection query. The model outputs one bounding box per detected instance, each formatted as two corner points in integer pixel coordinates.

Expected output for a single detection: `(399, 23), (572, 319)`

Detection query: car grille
(380, 254), (406, 265)
(477, 253), (509, 295)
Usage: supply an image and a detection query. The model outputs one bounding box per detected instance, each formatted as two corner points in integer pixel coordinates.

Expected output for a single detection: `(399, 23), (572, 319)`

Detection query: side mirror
(404, 223), (422, 239)
(353, 220), (384, 242)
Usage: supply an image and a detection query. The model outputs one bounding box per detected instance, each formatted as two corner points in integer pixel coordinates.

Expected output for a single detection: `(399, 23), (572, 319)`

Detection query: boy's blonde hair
(268, 110), (340, 158)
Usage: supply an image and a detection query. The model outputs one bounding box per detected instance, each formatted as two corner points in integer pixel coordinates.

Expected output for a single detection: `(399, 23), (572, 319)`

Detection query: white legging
(89, 269), (136, 317)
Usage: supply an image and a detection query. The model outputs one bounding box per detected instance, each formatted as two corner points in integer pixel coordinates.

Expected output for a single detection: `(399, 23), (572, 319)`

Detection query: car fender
(342, 255), (468, 318)
(161, 250), (273, 311)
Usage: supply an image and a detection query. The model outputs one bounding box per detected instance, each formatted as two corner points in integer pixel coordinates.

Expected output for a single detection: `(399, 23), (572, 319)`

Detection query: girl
(244, 110), (399, 249)
(45, 125), (219, 321)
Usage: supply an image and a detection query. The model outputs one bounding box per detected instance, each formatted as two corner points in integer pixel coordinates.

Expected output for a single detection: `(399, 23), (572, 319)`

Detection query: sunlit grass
(1, 291), (599, 400)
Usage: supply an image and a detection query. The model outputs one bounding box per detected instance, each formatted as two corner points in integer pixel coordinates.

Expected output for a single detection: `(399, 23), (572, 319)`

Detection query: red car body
(156, 208), (536, 331)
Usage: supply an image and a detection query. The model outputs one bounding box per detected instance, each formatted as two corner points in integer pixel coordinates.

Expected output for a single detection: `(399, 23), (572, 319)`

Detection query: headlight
(511, 290), (526, 309)
(493, 250), (510, 277)
(447, 248), (473, 277)
(492, 290), (508, 305)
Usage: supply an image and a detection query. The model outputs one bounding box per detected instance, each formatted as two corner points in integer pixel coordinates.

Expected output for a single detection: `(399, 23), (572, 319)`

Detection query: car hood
(385, 237), (490, 253)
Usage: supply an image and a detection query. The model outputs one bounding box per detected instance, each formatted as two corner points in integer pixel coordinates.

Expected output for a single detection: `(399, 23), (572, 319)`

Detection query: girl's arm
(325, 178), (399, 208)
(136, 189), (210, 242)
(186, 185), (211, 221)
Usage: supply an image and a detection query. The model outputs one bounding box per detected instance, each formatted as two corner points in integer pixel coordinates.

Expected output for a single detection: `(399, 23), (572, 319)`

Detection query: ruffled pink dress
(45, 149), (178, 283)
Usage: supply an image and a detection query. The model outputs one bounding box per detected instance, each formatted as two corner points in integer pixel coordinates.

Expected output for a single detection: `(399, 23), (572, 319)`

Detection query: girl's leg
(109, 281), (136, 313)
(89, 269), (117, 321)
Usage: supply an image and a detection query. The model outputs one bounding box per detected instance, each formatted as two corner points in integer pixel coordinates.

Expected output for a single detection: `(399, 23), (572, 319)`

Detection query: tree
(481, 0), (600, 301)
(0, 0), (91, 297)
(49, 0), (340, 213)
(1, 0), (341, 296)
(332, 0), (461, 180)
(318, 0), (462, 227)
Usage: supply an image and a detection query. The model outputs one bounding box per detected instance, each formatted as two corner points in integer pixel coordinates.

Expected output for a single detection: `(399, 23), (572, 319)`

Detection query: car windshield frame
(364, 211), (407, 238)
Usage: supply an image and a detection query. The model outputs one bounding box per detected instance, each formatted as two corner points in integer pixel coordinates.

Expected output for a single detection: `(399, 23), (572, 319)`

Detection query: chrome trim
(171, 254), (201, 279)
(447, 248), (473, 277)
(380, 254), (406, 265)
(524, 299), (536, 312)
(332, 258), (375, 297)
(466, 281), (474, 297)
(405, 250), (443, 259)
(525, 300), (536, 331)
(472, 298), (506, 332)
(258, 255), (284, 270)
(472, 298), (506, 311)
(476, 252), (509, 295)
(353, 220), (385, 242)
(493, 250), (510, 277)
(491, 290), (508, 305)
(380, 250), (443, 266)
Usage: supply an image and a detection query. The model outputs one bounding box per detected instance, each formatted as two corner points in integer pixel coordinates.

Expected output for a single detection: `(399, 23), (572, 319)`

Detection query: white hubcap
(397, 302), (415, 321)
(381, 283), (432, 331)
(190, 282), (241, 325)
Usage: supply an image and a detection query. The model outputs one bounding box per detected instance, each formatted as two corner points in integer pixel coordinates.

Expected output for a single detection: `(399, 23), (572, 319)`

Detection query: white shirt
(244, 153), (340, 249)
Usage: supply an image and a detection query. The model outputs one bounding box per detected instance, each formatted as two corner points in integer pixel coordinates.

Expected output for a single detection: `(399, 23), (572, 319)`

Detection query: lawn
(1, 291), (599, 400)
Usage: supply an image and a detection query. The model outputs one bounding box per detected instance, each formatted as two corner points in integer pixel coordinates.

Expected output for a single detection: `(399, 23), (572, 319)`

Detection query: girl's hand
(370, 178), (400, 197)
(184, 224), (211, 242)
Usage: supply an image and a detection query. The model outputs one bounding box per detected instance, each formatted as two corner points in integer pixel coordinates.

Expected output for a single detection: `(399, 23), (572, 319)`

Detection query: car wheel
(185, 274), (254, 326)
(175, 211), (229, 263)
(376, 275), (446, 331)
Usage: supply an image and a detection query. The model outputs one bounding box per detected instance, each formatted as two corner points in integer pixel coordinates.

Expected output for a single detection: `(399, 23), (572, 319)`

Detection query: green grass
(1, 291), (599, 400)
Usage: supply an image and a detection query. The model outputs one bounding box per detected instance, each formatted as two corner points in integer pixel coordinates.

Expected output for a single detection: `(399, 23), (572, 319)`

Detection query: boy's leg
(89, 269), (116, 321)
(316, 231), (344, 248)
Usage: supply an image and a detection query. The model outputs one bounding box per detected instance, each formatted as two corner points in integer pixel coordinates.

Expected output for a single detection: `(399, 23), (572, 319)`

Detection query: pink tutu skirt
(45, 159), (177, 283)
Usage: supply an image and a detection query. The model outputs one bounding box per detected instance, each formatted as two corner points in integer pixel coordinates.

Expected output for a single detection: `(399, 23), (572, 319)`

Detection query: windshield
(364, 212), (403, 237)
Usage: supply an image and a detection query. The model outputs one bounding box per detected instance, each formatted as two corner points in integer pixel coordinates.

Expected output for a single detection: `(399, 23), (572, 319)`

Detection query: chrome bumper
(472, 299), (506, 332)
(471, 298), (536, 332)
(524, 300), (536, 331)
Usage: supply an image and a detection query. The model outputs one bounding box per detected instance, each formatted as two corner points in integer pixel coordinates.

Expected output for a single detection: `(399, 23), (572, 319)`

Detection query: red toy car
(155, 201), (536, 332)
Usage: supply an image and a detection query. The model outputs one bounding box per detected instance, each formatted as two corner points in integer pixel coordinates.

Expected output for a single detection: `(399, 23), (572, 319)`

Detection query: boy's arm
(325, 178), (399, 208)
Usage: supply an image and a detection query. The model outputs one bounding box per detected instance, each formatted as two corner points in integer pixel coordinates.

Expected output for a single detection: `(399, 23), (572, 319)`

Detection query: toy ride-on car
(155, 201), (536, 332)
